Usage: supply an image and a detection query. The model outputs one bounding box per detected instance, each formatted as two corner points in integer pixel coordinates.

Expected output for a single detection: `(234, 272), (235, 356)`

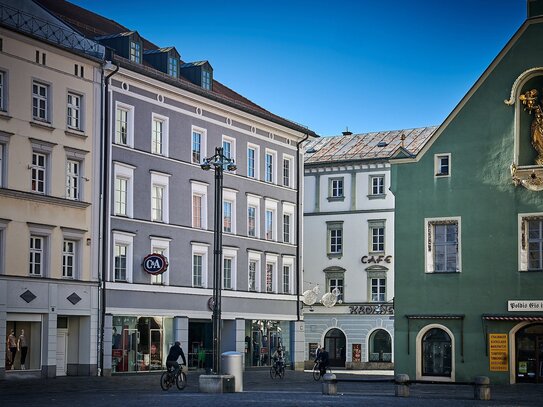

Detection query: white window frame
(66, 91), (83, 131)
(222, 247), (238, 290)
(434, 153), (451, 177)
(202, 69), (212, 90)
(65, 159), (81, 200)
(425, 217), (461, 273)
(192, 243), (209, 288)
(114, 102), (134, 147)
(112, 232), (134, 283)
(282, 256), (294, 294)
(327, 221), (343, 257)
(28, 223), (52, 278)
(0, 143), (3, 188)
(150, 237), (170, 286)
(329, 177), (344, 199)
(151, 113), (169, 156)
(282, 154), (294, 188)
(265, 149), (277, 183)
(32, 80), (50, 122)
(191, 126), (207, 164)
(130, 40), (141, 63)
(114, 163), (134, 217)
(248, 251), (261, 292)
(518, 213), (543, 272)
(0, 70), (6, 111)
(222, 135), (236, 164)
(61, 228), (83, 280)
(368, 220), (385, 253)
(31, 151), (47, 194)
(168, 56), (178, 78)
(282, 202), (295, 244)
(150, 171), (170, 223)
(370, 277), (386, 302)
(247, 194), (261, 238)
(370, 174), (385, 196)
(0, 219), (7, 275)
(223, 188), (237, 234)
(265, 254), (278, 294)
(191, 181), (208, 229)
(247, 143), (260, 179)
(265, 198), (278, 241)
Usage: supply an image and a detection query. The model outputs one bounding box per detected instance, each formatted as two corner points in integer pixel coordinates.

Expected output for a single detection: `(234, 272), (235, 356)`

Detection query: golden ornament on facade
(519, 89), (543, 165)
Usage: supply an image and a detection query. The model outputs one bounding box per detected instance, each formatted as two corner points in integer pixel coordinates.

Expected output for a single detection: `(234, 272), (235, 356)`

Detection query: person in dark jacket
(166, 341), (187, 374)
(315, 346), (329, 377)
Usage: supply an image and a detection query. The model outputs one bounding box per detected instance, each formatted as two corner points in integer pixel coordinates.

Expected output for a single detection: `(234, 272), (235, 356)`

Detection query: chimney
(528, 0), (543, 18)
(342, 127), (352, 136)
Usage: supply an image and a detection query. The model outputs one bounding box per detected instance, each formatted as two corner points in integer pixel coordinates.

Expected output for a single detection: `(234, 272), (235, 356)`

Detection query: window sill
(0, 111), (12, 120)
(30, 121), (54, 131)
(367, 194), (386, 200)
(426, 270), (460, 274)
(327, 253), (343, 259)
(519, 269), (543, 273)
(435, 173), (450, 177)
(327, 196), (345, 202)
(65, 129), (87, 139)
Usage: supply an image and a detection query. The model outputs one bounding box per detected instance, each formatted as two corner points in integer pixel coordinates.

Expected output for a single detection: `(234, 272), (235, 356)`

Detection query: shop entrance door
(122, 328), (139, 372)
(56, 329), (68, 376)
(515, 324), (543, 383)
(324, 328), (346, 367)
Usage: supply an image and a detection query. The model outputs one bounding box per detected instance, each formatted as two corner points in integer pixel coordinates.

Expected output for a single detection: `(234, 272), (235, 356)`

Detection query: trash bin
(221, 351), (243, 392)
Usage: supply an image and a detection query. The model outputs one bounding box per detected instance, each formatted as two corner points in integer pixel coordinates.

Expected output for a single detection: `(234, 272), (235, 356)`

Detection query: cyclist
(271, 346), (285, 372)
(315, 346), (329, 377)
(166, 341), (187, 375)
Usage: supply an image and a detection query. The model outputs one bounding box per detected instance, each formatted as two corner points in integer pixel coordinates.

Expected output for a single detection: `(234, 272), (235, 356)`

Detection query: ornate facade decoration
(349, 304), (394, 315)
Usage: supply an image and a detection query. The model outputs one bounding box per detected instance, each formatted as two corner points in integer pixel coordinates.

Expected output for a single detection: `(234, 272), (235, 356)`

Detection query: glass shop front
(245, 320), (291, 367)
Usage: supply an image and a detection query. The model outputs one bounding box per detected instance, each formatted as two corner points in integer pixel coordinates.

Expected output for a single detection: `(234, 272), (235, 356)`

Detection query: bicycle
(312, 361), (331, 381)
(160, 364), (187, 391)
(269, 359), (285, 379)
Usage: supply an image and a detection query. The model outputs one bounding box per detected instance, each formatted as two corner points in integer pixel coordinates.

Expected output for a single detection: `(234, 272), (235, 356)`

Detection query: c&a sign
(142, 253), (169, 275)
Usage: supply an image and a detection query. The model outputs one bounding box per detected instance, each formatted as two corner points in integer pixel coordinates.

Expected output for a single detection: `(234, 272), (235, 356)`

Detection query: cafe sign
(361, 255), (392, 264)
(142, 253), (169, 275)
(508, 300), (543, 312)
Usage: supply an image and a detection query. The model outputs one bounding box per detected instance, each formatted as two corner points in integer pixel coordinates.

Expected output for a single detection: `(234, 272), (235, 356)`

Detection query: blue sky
(71, 0), (525, 136)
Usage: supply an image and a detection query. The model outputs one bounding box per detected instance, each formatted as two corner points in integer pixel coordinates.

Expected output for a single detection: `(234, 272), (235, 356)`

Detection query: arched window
(369, 329), (392, 362)
(422, 328), (452, 377)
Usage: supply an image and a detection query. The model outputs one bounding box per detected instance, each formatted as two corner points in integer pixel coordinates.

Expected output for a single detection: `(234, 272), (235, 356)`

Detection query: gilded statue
(519, 89), (543, 165)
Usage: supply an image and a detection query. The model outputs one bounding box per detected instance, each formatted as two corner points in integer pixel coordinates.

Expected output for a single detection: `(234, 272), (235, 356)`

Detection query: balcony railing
(0, 3), (104, 59)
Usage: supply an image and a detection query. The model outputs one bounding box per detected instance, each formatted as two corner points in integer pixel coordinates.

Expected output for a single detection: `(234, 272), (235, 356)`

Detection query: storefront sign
(361, 255), (392, 264)
(489, 333), (508, 372)
(142, 253), (168, 275)
(508, 300), (543, 311)
(352, 344), (361, 362)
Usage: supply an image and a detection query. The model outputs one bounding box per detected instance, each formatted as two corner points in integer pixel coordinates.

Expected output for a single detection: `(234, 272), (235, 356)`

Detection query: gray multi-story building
(38, 0), (316, 374)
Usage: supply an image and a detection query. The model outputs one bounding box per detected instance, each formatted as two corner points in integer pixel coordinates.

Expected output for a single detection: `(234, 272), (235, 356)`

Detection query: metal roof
(304, 126), (437, 164)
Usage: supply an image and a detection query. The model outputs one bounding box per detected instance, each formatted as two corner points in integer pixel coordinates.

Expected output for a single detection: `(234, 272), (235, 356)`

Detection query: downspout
(99, 60), (119, 376)
(295, 133), (309, 321)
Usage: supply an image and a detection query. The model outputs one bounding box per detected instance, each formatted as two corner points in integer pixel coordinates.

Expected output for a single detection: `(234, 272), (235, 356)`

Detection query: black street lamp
(200, 146), (236, 374)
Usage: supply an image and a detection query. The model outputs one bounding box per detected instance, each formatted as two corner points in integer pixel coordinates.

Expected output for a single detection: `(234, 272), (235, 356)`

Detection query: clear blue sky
(71, 0), (525, 136)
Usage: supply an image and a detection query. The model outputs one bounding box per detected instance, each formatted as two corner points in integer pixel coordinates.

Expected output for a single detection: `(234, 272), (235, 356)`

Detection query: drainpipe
(99, 60), (119, 376)
(296, 133), (310, 321)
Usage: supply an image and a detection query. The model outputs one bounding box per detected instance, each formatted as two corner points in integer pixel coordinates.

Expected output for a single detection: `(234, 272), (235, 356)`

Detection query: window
(247, 144), (260, 179)
(282, 257), (294, 294)
(370, 175), (385, 196)
(329, 177), (344, 199)
(265, 150), (276, 183)
(151, 115), (168, 156)
(223, 189), (237, 234)
(435, 154), (451, 177)
(369, 330), (392, 362)
(247, 194), (261, 238)
(0, 70), (6, 111)
(266, 263), (274, 293)
(113, 232), (133, 283)
(224, 201), (232, 233)
(223, 248), (237, 290)
(114, 163), (134, 217)
(202, 69), (212, 90)
(327, 221), (343, 257)
(192, 244), (208, 287)
(282, 203), (295, 244)
(150, 247), (165, 285)
(151, 172), (170, 223)
(192, 128), (206, 164)
(369, 220), (385, 253)
(65, 159), (80, 200)
(425, 218), (461, 273)
(191, 181), (208, 229)
(326, 273), (344, 302)
(519, 215), (543, 272)
(282, 155), (293, 187)
(115, 103), (134, 146)
(265, 199), (277, 241)
(0, 220), (7, 275)
(168, 57), (178, 77)
(130, 40), (141, 63)
(223, 257), (233, 289)
(265, 210), (274, 240)
(150, 238), (170, 285)
(248, 255), (260, 292)
(222, 136), (235, 163)
(62, 240), (76, 278)
(0, 143), (3, 187)
(422, 328), (452, 377)
(67, 92), (82, 130)
(32, 81), (49, 122)
(371, 278), (386, 302)
(29, 236), (44, 276)
(31, 152), (46, 194)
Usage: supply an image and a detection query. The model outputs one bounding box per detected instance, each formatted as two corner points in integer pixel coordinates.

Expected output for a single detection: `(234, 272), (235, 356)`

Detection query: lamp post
(200, 147), (236, 374)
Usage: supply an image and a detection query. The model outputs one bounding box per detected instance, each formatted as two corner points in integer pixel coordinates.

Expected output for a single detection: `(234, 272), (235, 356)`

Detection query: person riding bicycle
(166, 341), (187, 375)
(315, 346), (329, 377)
(271, 346), (285, 371)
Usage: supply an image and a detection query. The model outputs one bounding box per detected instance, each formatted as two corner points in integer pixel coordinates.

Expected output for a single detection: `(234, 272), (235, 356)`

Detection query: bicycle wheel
(270, 365), (277, 379)
(312, 365), (320, 381)
(278, 364), (285, 379)
(160, 371), (171, 391)
(176, 371), (187, 390)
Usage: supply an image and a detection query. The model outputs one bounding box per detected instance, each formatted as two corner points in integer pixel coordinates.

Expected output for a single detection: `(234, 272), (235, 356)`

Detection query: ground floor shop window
(422, 328), (452, 377)
(369, 329), (392, 362)
(245, 320), (290, 367)
(516, 323), (543, 383)
(188, 321), (212, 369)
(111, 316), (173, 373)
(6, 320), (41, 371)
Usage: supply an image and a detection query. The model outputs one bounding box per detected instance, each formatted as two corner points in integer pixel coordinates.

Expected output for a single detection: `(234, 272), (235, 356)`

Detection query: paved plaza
(1, 369), (541, 406)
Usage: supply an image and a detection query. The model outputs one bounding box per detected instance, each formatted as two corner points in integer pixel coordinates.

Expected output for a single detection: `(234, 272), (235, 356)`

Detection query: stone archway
(324, 328), (346, 367)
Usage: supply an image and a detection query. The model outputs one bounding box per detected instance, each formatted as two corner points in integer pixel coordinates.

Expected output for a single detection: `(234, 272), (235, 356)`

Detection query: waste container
(221, 351), (243, 392)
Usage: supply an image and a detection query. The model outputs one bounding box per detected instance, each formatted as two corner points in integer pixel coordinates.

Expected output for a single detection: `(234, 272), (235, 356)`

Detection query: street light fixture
(200, 146), (236, 374)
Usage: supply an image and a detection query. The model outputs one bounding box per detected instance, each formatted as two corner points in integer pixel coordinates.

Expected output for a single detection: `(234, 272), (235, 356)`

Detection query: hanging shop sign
(489, 333), (508, 372)
(352, 344), (361, 362)
(142, 253), (169, 275)
(508, 300), (543, 311)
(361, 255), (392, 264)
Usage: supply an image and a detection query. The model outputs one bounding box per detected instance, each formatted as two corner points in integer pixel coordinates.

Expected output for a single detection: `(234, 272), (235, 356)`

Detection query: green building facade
(391, 2), (543, 385)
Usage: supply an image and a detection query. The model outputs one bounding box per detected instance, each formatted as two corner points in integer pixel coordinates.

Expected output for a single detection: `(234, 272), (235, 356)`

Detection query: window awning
(482, 314), (543, 322)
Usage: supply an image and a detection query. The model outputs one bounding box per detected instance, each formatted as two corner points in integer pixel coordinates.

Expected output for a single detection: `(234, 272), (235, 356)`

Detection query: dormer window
(202, 69), (212, 90)
(168, 57), (178, 78)
(130, 40), (141, 63)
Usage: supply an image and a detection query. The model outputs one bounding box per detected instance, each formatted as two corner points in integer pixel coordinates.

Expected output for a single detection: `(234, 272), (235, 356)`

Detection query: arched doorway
(422, 328), (452, 377)
(515, 323), (543, 383)
(369, 329), (392, 362)
(324, 328), (346, 367)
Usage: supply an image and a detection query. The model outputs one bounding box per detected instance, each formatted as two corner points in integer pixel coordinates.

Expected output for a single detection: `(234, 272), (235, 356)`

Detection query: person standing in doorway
(7, 329), (17, 370)
(18, 329), (28, 370)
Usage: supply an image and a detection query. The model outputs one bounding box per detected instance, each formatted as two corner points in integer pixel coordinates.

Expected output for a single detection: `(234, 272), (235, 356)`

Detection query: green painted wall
(391, 20), (543, 384)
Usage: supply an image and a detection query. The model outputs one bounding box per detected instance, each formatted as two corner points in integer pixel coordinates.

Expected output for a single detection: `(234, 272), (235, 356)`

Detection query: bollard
(474, 376), (491, 400)
(395, 374), (410, 397)
(322, 373), (337, 396)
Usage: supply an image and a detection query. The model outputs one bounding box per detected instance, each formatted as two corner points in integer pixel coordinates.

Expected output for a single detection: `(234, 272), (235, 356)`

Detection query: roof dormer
(179, 61), (213, 90)
(143, 47), (180, 78)
(96, 31), (143, 64)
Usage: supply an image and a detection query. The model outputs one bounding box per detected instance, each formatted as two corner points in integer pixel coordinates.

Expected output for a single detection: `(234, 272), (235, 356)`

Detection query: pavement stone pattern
(0, 369), (540, 406)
